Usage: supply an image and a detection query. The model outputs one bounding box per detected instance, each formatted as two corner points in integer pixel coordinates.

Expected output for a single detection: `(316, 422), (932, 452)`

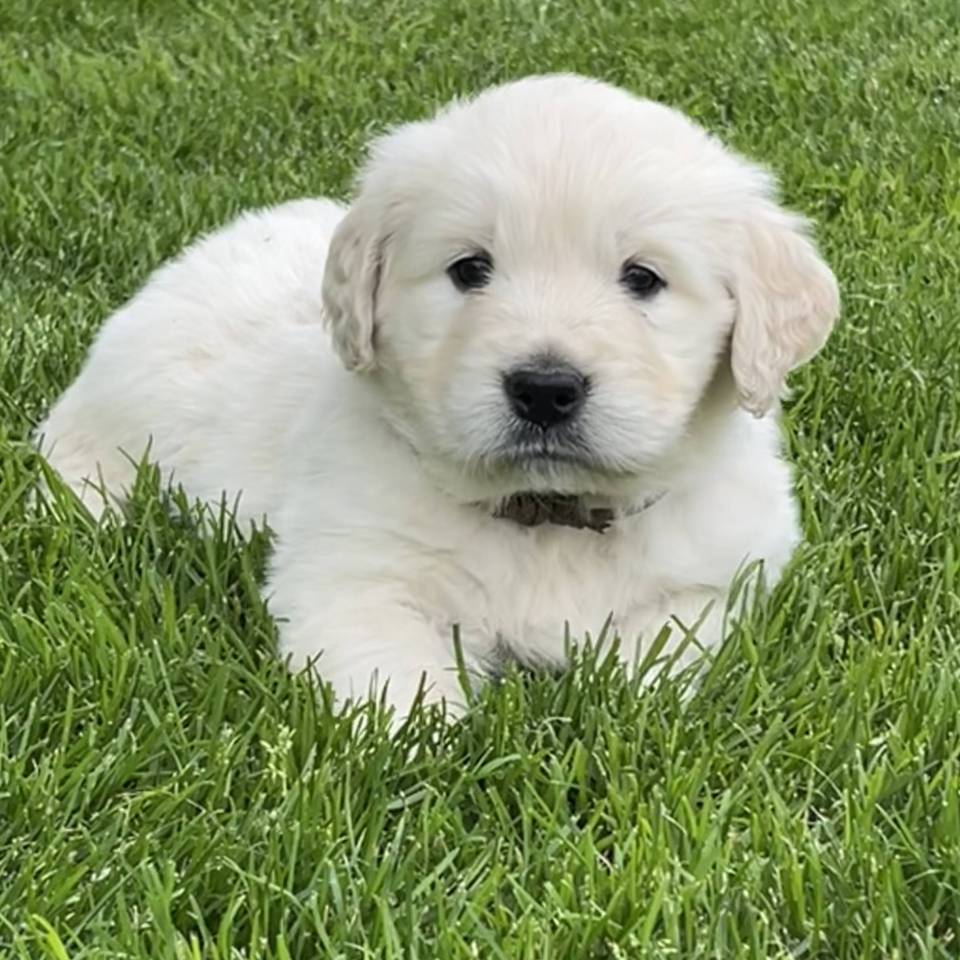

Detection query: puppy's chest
(422, 524), (655, 659)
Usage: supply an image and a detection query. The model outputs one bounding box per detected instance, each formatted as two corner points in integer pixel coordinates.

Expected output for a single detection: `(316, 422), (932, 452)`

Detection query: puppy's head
(323, 75), (838, 501)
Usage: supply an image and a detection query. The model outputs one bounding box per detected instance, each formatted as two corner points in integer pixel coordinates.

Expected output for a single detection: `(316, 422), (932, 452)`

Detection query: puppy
(37, 75), (839, 717)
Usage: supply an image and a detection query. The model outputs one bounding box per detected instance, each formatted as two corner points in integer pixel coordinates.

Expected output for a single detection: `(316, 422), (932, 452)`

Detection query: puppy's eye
(448, 254), (493, 292)
(620, 261), (666, 299)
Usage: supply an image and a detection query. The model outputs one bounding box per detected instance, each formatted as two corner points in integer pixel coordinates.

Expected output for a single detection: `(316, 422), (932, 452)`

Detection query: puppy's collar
(492, 490), (666, 533)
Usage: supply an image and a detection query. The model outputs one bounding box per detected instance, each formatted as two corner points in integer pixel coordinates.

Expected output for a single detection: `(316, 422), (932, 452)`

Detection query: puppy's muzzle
(503, 363), (587, 429)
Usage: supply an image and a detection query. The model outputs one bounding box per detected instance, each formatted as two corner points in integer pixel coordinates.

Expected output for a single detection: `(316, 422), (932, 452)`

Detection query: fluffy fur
(37, 75), (839, 717)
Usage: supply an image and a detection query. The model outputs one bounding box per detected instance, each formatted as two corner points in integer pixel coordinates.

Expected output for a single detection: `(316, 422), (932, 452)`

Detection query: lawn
(2, 0), (959, 956)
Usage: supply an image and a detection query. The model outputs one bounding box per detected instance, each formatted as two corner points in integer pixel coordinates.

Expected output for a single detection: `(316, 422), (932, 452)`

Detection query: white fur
(37, 75), (839, 718)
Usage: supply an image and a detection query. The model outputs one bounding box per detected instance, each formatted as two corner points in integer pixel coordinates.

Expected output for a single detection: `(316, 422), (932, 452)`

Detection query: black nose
(504, 366), (587, 428)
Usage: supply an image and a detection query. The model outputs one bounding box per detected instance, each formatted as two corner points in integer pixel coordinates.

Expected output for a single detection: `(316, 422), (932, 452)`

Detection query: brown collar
(492, 491), (666, 533)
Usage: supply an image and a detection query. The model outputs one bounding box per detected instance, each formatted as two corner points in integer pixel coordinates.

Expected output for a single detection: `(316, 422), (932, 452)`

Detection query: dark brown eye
(620, 261), (665, 299)
(448, 253), (493, 292)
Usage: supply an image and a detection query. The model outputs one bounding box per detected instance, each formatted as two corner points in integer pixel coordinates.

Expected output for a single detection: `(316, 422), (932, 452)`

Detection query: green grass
(2, 0), (959, 955)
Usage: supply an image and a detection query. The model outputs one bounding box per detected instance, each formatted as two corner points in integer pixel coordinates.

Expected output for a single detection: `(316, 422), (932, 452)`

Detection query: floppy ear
(322, 202), (387, 372)
(730, 202), (839, 416)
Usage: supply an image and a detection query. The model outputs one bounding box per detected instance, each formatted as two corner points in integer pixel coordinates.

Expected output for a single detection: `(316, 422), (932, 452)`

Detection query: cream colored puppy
(38, 75), (839, 716)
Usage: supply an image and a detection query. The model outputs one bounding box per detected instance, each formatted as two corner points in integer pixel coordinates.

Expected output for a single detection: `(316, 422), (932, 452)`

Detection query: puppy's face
(324, 76), (839, 502)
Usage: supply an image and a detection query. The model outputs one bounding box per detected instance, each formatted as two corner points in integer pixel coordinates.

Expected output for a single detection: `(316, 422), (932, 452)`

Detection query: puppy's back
(37, 198), (346, 521)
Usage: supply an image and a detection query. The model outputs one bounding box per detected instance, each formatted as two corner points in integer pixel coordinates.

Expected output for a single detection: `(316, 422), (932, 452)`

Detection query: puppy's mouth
(495, 431), (598, 471)
(503, 449), (595, 470)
